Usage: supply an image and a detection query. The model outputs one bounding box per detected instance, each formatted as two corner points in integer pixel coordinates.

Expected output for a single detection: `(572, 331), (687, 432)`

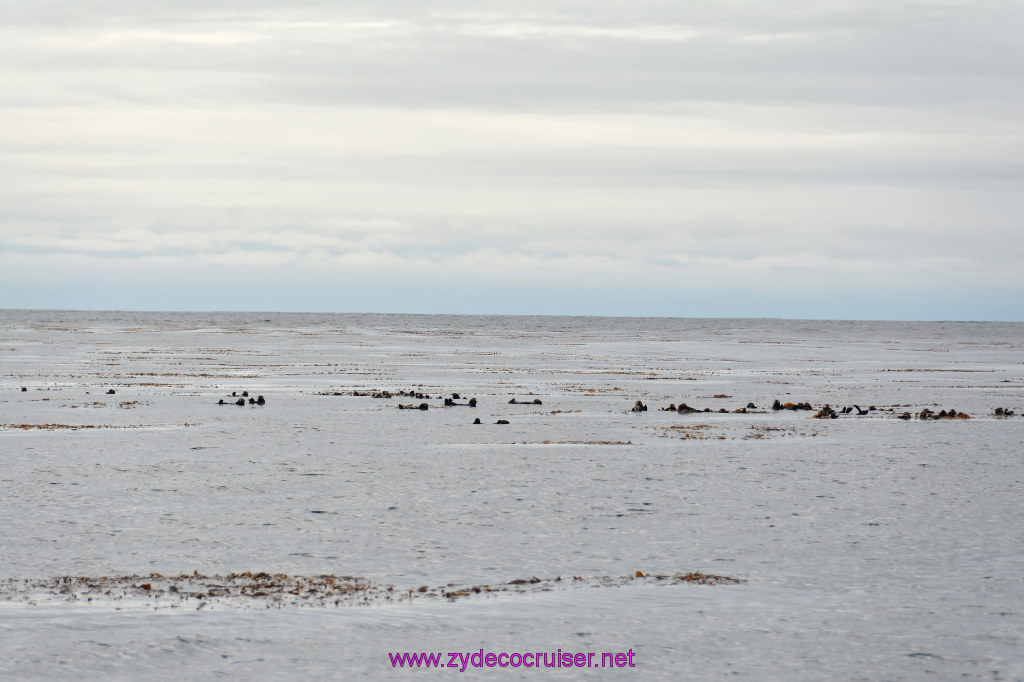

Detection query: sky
(1, 0), (1022, 320)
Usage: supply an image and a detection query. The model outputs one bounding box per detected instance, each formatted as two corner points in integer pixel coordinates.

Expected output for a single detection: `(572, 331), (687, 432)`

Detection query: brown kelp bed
(1, 423), (198, 431)
(0, 571), (742, 610)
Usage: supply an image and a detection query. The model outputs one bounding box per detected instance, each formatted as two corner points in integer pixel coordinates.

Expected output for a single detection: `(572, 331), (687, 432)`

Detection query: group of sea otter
(810, 403), (975, 420)
(203, 385), (1016, 422)
(380, 391), (511, 424)
(395, 393), (479, 410)
(629, 397), (1018, 421)
(13, 384), (1012, 423)
(633, 396), (998, 420)
(217, 390), (265, 406)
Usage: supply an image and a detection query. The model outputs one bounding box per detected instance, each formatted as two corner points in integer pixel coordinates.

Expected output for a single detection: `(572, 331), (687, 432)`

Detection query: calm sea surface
(1, 311), (1022, 680)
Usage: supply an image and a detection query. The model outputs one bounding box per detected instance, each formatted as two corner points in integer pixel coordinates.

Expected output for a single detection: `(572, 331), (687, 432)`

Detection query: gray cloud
(4, 2), (1021, 109)
(1, 0), (1021, 318)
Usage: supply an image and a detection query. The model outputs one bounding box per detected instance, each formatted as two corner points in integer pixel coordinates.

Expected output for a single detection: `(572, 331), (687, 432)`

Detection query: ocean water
(1, 311), (1022, 680)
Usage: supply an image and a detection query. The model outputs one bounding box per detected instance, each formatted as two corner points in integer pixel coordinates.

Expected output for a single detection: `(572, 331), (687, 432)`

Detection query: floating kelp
(0, 570), (744, 610)
(515, 440), (633, 445)
(0, 423), (186, 431)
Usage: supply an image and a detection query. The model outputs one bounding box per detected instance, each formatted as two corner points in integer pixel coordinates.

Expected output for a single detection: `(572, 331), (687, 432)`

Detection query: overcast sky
(1, 0), (1021, 319)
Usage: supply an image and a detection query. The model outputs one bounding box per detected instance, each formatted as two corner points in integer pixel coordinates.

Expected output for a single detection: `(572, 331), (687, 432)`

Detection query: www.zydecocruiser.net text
(389, 649), (636, 670)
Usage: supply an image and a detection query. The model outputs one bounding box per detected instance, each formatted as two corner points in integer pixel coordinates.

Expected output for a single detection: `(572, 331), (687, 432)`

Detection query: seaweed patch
(0, 570), (743, 610)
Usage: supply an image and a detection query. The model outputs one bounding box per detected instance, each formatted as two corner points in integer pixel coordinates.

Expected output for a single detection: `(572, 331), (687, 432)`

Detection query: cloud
(4, 2), (1022, 110)
(0, 0), (1021, 318)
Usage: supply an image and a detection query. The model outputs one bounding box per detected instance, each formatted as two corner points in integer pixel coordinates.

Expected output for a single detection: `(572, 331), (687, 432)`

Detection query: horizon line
(2, 307), (1019, 325)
